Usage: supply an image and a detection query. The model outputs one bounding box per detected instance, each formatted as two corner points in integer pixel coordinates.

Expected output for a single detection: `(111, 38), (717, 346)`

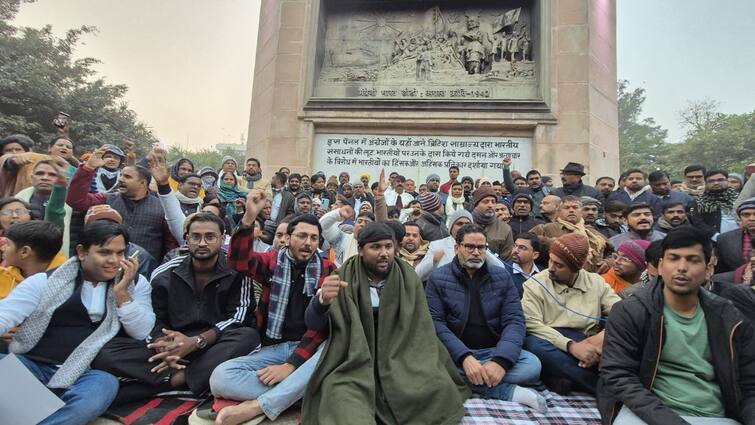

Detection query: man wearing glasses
(207, 189), (335, 425)
(91, 212), (258, 401)
(601, 240), (651, 297)
(426, 223), (547, 412)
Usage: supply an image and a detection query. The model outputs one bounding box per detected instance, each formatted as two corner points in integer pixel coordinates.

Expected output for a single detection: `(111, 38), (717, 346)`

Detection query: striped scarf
(267, 248), (321, 340)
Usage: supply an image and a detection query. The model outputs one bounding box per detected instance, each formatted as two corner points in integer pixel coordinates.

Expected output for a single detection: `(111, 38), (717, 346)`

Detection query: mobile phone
(53, 112), (70, 129)
(115, 251), (140, 283)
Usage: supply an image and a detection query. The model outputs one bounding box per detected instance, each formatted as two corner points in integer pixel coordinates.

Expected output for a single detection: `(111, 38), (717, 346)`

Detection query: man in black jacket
(598, 227), (755, 425)
(509, 193), (544, 235)
(714, 198), (755, 274)
(92, 213), (259, 401)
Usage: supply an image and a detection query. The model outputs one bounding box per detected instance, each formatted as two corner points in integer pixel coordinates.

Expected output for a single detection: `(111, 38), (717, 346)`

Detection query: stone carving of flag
(501, 7), (521, 29)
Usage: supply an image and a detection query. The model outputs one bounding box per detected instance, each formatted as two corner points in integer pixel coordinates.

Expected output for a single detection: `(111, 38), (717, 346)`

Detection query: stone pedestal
(246, 0), (618, 183)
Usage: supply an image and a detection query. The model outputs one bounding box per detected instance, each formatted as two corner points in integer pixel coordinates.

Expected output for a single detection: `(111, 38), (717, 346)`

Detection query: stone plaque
(312, 133), (532, 183)
(308, 0), (543, 105)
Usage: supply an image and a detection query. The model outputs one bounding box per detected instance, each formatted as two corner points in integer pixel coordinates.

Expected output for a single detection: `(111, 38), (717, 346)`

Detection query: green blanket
(302, 255), (470, 425)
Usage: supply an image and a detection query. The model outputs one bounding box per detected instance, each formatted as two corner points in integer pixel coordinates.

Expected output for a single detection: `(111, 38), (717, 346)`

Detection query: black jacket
(715, 228), (748, 274)
(597, 280), (755, 425)
(149, 254), (255, 339)
(276, 189), (296, 225)
(509, 214), (544, 236)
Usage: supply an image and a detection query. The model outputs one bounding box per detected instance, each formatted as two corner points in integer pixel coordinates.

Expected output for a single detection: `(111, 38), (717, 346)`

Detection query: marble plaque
(309, 0), (542, 103)
(312, 133), (532, 183)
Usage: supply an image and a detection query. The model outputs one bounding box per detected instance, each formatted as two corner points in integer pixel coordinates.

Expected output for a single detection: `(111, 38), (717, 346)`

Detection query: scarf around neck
(680, 182), (705, 198)
(174, 191), (203, 205)
(267, 248), (322, 340)
(245, 172), (262, 188)
(696, 188), (739, 214)
(472, 209), (496, 227)
(400, 240), (429, 265)
(556, 217), (606, 268)
(10, 258), (121, 388)
(93, 167), (120, 193)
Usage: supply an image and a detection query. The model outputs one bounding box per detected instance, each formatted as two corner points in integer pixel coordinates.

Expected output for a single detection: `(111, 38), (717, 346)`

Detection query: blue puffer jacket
(426, 258), (525, 366)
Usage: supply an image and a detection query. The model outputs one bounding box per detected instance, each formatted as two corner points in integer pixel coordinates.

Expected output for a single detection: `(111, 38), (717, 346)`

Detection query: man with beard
(689, 170), (741, 238)
(608, 169), (662, 218)
(301, 223), (470, 425)
(472, 186), (514, 260)
(551, 162), (603, 201)
(530, 196), (611, 273)
(0, 221), (154, 424)
(610, 203), (666, 247)
(416, 209), (505, 281)
(286, 173), (304, 197)
(593, 200), (628, 239)
(595, 177), (616, 200)
(504, 233), (541, 298)
(714, 198), (755, 274)
(426, 224), (546, 412)
(208, 192), (334, 425)
(320, 204), (374, 267)
(598, 227), (755, 425)
(337, 172), (350, 193)
(680, 164), (707, 199)
(580, 197), (601, 227)
(537, 195), (561, 223)
(92, 213), (258, 402)
(175, 173), (204, 215)
(67, 146), (178, 260)
(601, 240), (650, 296)
(654, 202), (690, 233)
(398, 222), (429, 267)
(242, 157), (272, 197)
(496, 202), (512, 223)
(509, 193), (544, 235)
(426, 173), (448, 204)
(648, 171), (694, 209)
(414, 191), (450, 242)
(300, 174), (311, 193)
(522, 233), (620, 395)
(270, 172), (295, 225)
(502, 157), (550, 215)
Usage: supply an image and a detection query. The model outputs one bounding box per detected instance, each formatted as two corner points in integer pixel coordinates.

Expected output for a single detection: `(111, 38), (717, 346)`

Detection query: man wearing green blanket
(303, 222), (470, 424)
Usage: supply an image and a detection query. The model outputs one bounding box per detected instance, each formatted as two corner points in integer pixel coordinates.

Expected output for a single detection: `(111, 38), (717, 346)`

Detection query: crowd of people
(0, 132), (753, 425)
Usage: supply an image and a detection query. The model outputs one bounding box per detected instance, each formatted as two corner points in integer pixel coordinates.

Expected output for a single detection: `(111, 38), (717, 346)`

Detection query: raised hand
(338, 204), (354, 221)
(502, 157), (512, 167)
(86, 146), (109, 169)
(241, 189), (267, 227)
(49, 155), (71, 183)
(147, 149), (170, 185)
(319, 275), (348, 305)
(375, 168), (388, 198)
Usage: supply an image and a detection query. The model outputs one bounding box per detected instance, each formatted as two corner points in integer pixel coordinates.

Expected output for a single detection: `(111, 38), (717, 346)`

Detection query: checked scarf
(267, 247), (321, 340)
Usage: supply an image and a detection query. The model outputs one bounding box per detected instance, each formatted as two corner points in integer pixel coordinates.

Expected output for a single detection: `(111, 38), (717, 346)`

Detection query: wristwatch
(195, 335), (208, 349)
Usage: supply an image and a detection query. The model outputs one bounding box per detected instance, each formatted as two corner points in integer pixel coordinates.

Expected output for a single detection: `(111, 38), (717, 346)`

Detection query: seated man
(601, 240), (651, 296)
(522, 233), (620, 395)
(92, 213), (258, 402)
(426, 224), (546, 412)
(0, 221), (154, 425)
(398, 222), (429, 267)
(505, 233), (542, 298)
(302, 222), (469, 424)
(320, 204), (373, 267)
(208, 190), (334, 425)
(609, 203), (666, 247)
(598, 227), (754, 425)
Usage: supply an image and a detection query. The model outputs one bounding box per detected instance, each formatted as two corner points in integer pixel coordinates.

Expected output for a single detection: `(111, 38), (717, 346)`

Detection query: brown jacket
(482, 219), (514, 261)
(529, 222), (612, 272)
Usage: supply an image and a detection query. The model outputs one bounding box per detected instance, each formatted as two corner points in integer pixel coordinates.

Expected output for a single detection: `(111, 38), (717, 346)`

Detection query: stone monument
(246, 0), (618, 183)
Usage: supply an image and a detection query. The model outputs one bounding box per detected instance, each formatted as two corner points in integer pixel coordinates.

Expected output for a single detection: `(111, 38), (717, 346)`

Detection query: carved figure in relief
(416, 47), (433, 81)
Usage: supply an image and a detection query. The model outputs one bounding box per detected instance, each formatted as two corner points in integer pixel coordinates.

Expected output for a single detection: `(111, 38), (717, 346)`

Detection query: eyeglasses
(0, 208), (31, 217)
(460, 243), (487, 253)
(187, 233), (220, 244)
(292, 232), (319, 243)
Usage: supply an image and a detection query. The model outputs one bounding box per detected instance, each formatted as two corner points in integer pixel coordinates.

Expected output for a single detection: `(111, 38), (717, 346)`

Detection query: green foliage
(165, 145), (244, 170)
(617, 80), (670, 172)
(0, 1), (157, 156)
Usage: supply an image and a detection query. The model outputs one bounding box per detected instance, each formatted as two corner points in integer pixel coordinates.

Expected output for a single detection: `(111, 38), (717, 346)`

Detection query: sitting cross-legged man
(92, 212), (259, 403)
(0, 221), (154, 425)
(426, 223), (547, 412)
(207, 189), (335, 425)
(521, 233), (620, 395)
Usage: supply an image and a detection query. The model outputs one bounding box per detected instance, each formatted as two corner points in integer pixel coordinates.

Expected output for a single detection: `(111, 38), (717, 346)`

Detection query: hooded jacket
(597, 280), (755, 425)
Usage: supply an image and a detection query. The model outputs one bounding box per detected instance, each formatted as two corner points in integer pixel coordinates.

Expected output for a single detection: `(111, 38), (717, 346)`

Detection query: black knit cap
(357, 222), (396, 246)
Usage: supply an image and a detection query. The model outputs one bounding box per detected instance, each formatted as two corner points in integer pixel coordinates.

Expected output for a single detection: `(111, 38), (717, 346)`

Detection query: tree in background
(165, 145), (245, 170)
(617, 80), (670, 172)
(0, 0), (157, 156)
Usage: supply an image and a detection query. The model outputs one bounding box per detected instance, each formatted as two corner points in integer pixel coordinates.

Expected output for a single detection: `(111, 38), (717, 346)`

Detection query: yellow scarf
(399, 241), (430, 266)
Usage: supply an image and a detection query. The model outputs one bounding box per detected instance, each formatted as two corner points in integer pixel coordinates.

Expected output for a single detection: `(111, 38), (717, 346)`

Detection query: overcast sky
(12, 0), (755, 149)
